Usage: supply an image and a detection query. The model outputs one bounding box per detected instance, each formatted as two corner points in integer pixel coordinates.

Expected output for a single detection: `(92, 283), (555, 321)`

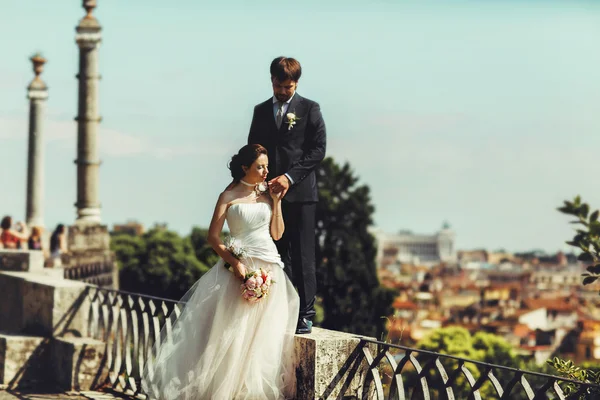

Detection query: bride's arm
(207, 192), (247, 280)
(270, 192), (285, 241)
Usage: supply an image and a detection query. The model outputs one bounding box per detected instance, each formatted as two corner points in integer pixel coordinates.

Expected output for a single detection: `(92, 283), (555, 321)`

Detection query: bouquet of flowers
(240, 268), (273, 303)
(223, 236), (247, 272)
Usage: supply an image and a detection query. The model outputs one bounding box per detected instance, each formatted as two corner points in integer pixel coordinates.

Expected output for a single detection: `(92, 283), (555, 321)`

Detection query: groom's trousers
(277, 201), (317, 321)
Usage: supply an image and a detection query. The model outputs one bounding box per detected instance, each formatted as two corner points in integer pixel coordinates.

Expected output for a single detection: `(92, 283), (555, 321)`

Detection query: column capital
(27, 89), (48, 100)
(75, 24), (102, 47)
(27, 53), (48, 94)
(75, 0), (101, 47)
(82, 0), (98, 16)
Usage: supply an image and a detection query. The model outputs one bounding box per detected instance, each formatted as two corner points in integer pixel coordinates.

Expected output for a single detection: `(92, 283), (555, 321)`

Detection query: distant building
(575, 320), (600, 362)
(530, 267), (583, 290)
(112, 220), (145, 236)
(372, 222), (456, 267)
(458, 249), (488, 263)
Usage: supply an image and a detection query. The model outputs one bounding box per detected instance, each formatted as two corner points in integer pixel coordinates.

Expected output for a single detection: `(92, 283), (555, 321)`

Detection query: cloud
(0, 116), (208, 160)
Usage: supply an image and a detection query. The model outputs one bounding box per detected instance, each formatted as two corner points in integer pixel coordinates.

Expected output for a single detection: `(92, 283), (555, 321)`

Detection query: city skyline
(1, 0), (599, 252)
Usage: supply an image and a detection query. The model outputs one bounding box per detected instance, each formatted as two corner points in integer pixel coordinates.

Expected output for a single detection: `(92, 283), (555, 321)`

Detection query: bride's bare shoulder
(218, 189), (240, 207)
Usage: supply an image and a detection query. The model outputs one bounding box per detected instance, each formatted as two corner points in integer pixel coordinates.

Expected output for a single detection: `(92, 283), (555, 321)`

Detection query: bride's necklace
(239, 179), (256, 187)
(239, 179), (267, 197)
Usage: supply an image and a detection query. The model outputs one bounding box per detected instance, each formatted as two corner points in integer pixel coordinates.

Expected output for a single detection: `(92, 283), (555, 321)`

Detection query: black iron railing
(82, 285), (600, 399)
(322, 338), (600, 399)
(84, 286), (184, 397)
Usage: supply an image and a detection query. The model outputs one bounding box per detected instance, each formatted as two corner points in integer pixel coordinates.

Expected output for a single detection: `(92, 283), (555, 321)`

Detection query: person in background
(1, 216), (29, 249)
(49, 224), (68, 266)
(28, 226), (43, 250)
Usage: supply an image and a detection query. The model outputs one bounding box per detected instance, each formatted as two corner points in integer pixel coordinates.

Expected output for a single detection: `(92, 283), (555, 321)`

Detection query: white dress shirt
(272, 92), (295, 119)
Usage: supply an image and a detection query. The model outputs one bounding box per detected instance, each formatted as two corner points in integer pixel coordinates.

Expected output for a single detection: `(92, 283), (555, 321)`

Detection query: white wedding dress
(141, 202), (300, 400)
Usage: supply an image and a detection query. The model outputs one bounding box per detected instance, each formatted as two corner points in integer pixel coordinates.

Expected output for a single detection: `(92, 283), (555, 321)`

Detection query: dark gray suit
(248, 93), (326, 320)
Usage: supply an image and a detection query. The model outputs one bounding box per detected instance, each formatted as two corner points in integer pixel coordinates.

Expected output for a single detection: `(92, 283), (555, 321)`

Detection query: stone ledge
(0, 334), (109, 392)
(0, 333), (49, 389)
(51, 337), (108, 392)
(0, 272), (89, 337)
(294, 327), (376, 399)
(0, 250), (44, 273)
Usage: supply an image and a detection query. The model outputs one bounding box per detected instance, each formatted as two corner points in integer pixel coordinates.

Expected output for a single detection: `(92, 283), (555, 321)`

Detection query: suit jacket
(248, 93), (326, 203)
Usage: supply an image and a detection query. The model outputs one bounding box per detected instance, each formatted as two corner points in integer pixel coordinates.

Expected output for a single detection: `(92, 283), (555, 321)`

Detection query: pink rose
(246, 277), (257, 289)
(255, 276), (264, 286)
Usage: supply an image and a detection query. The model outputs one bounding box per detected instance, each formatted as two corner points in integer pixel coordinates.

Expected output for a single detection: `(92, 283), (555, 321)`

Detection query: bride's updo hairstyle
(228, 144), (268, 181)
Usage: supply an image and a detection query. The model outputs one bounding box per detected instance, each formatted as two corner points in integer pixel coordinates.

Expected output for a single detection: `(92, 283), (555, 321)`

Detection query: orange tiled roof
(523, 298), (575, 312)
(393, 299), (419, 310)
(513, 324), (531, 338)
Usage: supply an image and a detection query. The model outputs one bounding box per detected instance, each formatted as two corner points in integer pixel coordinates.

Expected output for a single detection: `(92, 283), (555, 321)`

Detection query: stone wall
(0, 250), (44, 273)
(295, 328), (377, 399)
(0, 256), (105, 391)
(63, 224), (118, 289)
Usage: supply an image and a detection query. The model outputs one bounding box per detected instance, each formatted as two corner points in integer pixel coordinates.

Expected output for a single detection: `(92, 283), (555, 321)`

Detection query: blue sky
(1, 0), (599, 252)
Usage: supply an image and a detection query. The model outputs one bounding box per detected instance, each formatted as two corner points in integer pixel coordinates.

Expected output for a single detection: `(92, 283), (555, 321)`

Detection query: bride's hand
(269, 183), (283, 201)
(234, 262), (247, 280)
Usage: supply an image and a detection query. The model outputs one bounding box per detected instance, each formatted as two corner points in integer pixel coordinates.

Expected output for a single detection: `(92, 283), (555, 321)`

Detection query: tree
(189, 227), (221, 267)
(412, 327), (524, 399)
(111, 227), (209, 299)
(315, 157), (396, 337)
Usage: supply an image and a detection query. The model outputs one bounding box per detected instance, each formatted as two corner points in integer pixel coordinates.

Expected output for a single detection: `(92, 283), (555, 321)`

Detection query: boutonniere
(285, 111), (300, 131)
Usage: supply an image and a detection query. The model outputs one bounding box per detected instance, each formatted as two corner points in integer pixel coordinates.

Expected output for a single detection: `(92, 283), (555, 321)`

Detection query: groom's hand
(269, 175), (290, 197)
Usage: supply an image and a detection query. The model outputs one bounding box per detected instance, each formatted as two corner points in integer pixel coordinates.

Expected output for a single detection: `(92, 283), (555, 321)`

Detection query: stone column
(25, 54), (48, 228)
(74, 0), (102, 224)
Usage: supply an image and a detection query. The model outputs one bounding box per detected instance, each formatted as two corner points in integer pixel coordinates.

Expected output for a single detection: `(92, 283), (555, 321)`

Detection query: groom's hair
(270, 57), (302, 82)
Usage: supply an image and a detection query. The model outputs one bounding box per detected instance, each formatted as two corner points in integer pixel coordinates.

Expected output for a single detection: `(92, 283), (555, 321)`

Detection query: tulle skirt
(141, 257), (300, 400)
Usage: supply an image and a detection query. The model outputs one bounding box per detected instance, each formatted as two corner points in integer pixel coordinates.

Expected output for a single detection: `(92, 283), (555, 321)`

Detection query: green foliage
(418, 326), (476, 358)
(546, 357), (600, 399)
(472, 331), (523, 368)
(557, 196), (600, 289)
(417, 327), (522, 368)
(411, 327), (524, 398)
(547, 198), (600, 397)
(189, 227), (221, 267)
(315, 157), (396, 337)
(111, 227), (209, 299)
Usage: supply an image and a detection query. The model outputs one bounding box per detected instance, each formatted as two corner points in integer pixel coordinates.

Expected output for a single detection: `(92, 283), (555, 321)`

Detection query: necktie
(276, 101), (284, 129)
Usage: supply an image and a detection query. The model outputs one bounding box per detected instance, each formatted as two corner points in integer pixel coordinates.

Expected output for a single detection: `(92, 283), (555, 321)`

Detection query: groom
(248, 56), (326, 334)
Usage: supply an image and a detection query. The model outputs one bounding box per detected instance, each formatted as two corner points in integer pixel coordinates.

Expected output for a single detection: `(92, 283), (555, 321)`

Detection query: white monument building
(372, 222), (457, 268)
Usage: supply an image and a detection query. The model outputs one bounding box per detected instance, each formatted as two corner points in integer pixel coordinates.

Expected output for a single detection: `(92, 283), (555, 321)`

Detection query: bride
(141, 144), (300, 400)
